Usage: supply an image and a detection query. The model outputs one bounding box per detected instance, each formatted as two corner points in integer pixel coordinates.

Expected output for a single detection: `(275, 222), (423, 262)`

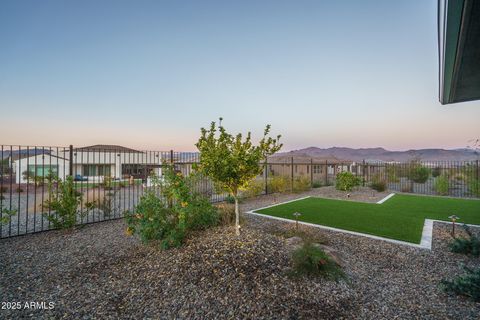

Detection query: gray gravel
(0, 188), (479, 319)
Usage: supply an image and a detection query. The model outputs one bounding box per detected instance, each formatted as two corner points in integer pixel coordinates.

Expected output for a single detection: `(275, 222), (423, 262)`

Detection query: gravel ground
(1, 188), (479, 319)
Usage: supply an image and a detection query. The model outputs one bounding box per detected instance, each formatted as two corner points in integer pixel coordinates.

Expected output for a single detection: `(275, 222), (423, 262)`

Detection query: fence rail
(1, 144), (479, 238)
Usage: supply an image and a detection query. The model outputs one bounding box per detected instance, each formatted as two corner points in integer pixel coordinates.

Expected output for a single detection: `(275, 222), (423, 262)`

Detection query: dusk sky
(1, 0), (479, 151)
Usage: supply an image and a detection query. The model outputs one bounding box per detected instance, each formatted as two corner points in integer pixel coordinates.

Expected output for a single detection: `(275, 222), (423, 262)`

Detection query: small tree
(195, 119), (282, 235)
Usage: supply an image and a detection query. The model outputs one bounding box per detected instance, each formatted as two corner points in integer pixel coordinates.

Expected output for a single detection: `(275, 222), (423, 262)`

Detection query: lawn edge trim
(246, 196), (480, 251)
(376, 193), (396, 204)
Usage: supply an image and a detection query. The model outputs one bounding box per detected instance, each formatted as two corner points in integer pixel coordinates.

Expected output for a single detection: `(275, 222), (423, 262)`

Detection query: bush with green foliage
(242, 179), (264, 198)
(449, 225), (479, 257)
(431, 167), (442, 178)
(267, 175), (289, 193)
(335, 172), (361, 192)
(434, 175), (449, 196)
(125, 166), (219, 249)
(312, 181), (322, 188)
(290, 242), (343, 280)
(409, 165), (430, 184)
(442, 266), (480, 302)
(0, 204), (17, 225)
(225, 194), (235, 204)
(42, 176), (90, 229)
(469, 178), (480, 197)
(214, 202), (236, 226)
(293, 175), (311, 192)
(370, 174), (387, 192)
(102, 175), (113, 190)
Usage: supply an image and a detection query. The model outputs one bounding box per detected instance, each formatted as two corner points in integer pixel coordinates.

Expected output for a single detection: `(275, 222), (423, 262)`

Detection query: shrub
(370, 174), (386, 192)
(93, 191), (117, 218)
(370, 180), (386, 192)
(293, 175), (311, 192)
(16, 187), (24, 193)
(410, 166), (430, 183)
(442, 266), (480, 302)
(335, 172), (360, 192)
(0, 204), (16, 225)
(242, 179), (264, 198)
(42, 176), (89, 229)
(431, 167), (442, 178)
(290, 242), (343, 280)
(449, 225), (480, 257)
(312, 181), (322, 188)
(125, 166), (219, 249)
(0, 186), (7, 193)
(102, 176), (113, 190)
(125, 190), (172, 243)
(215, 202), (236, 226)
(225, 194), (235, 204)
(434, 175), (449, 196)
(469, 178), (480, 197)
(267, 175), (289, 193)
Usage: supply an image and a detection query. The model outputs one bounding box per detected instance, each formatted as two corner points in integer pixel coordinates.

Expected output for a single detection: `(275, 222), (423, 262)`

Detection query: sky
(0, 0), (479, 152)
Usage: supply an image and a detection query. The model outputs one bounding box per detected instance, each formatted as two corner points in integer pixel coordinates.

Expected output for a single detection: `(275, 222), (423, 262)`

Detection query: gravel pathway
(0, 188), (479, 319)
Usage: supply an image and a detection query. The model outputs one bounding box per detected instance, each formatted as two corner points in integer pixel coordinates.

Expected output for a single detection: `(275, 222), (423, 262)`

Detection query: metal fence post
(264, 160), (268, 195)
(291, 157), (294, 192)
(310, 158), (313, 188)
(477, 160), (479, 197)
(362, 159), (366, 187)
(325, 160), (328, 185)
(69, 145), (73, 177)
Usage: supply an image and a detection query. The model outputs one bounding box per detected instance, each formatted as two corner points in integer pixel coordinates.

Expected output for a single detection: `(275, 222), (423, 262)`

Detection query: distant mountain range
(271, 147), (479, 162)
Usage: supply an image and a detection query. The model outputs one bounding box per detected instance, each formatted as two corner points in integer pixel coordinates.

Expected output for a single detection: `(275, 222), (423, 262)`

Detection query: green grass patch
(255, 194), (480, 244)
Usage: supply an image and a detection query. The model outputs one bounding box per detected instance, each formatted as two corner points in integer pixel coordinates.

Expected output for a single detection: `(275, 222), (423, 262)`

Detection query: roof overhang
(438, 0), (480, 104)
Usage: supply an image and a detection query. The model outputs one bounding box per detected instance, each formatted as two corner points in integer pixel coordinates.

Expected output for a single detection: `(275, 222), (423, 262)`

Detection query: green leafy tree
(195, 118), (282, 235)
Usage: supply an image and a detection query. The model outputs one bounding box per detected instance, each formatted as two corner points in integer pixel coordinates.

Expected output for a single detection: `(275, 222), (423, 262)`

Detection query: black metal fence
(1, 144), (479, 238)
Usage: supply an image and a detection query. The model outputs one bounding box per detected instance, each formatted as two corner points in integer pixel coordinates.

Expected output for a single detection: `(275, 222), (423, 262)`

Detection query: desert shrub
(370, 180), (386, 192)
(431, 167), (442, 178)
(93, 191), (117, 218)
(125, 166), (219, 249)
(335, 172), (360, 192)
(125, 191), (171, 243)
(370, 174), (387, 192)
(42, 176), (90, 229)
(102, 176), (113, 190)
(449, 225), (480, 257)
(435, 175), (449, 196)
(469, 178), (480, 197)
(0, 204), (16, 225)
(242, 179), (264, 198)
(442, 266), (480, 302)
(290, 242), (343, 280)
(312, 181), (322, 188)
(215, 202), (236, 225)
(409, 166), (430, 183)
(386, 165), (400, 182)
(268, 175), (289, 193)
(225, 194), (235, 204)
(293, 175), (311, 192)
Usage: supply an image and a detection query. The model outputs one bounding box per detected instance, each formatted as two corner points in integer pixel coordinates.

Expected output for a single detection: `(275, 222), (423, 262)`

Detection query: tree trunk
(234, 195), (240, 236)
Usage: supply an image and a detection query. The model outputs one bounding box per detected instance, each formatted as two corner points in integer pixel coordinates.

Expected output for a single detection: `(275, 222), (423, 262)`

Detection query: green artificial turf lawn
(255, 194), (480, 244)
